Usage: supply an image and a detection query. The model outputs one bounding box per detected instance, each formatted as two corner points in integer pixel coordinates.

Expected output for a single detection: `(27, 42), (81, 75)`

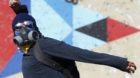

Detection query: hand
(9, 0), (21, 13)
(125, 61), (137, 73)
(9, 0), (20, 7)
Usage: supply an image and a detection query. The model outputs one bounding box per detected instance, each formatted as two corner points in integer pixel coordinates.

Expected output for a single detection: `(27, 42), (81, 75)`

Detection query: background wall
(0, 0), (140, 78)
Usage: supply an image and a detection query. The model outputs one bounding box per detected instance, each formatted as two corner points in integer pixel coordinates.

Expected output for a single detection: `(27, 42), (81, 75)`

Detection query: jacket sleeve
(39, 37), (128, 71)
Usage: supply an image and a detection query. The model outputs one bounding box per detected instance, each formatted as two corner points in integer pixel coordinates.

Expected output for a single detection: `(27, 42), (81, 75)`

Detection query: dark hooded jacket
(12, 7), (128, 78)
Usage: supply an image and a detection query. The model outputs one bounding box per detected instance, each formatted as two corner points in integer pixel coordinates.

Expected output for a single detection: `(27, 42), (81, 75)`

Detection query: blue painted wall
(1, 0), (107, 77)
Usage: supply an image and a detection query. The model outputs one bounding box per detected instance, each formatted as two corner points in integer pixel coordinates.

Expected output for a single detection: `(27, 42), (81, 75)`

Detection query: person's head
(12, 13), (41, 46)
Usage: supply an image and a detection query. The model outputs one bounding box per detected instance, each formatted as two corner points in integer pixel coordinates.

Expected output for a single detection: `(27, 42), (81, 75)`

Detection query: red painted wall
(0, 0), (16, 72)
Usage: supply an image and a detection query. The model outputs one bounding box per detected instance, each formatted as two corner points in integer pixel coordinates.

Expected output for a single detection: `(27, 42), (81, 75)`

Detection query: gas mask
(13, 21), (39, 47)
(12, 13), (42, 53)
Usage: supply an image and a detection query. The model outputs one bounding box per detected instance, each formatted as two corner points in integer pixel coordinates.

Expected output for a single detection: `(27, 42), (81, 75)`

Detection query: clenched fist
(125, 61), (137, 73)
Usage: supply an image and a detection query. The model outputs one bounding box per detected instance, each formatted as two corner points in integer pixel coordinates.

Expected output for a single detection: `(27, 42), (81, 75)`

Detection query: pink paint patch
(0, 0), (16, 72)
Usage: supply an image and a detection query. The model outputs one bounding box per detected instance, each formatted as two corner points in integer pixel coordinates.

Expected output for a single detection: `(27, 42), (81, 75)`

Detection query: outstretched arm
(38, 37), (136, 73)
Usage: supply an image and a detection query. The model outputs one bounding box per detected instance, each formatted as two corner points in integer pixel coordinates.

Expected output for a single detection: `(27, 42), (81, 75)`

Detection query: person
(9, 0), (136, 78)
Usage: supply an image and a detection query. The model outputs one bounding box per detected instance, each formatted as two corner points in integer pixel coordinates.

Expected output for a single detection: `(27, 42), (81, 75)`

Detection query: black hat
(12, 13), (41, 35)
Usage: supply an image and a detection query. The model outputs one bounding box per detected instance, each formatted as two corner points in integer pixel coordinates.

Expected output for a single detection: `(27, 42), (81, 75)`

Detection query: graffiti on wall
(0, 0), (139, 77)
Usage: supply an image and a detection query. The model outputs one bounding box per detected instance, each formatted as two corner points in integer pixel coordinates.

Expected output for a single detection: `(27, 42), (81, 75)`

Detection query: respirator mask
(13, 21), (39, 46)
